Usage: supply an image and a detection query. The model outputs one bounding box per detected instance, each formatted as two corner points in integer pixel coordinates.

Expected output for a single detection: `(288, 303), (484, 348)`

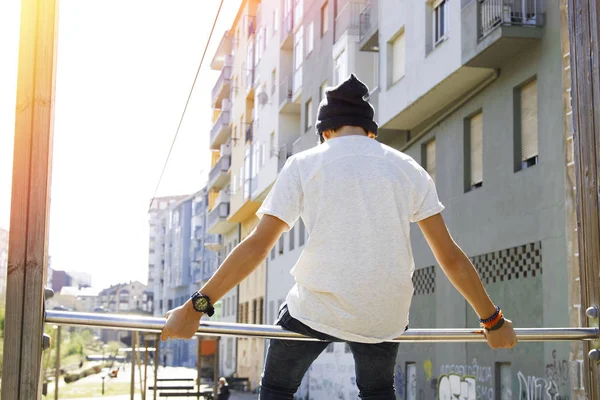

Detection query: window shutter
(521, 80), (538, 161)
(426, 139), (436, 182)
(470, 112), (483, 185)
(392, 31), (405, 83)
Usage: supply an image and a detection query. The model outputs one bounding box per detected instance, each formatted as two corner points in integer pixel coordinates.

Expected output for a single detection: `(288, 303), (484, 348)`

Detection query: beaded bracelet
(479, 306), (500, 324)
(480, 309), (503, 330)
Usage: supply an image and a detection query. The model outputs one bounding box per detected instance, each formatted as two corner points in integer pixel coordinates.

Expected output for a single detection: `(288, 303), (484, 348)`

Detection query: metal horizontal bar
(45, 310), (599, 343)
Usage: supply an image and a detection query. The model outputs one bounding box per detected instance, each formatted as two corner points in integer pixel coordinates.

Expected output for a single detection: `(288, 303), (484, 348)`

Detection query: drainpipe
(400, 69), (500, 152)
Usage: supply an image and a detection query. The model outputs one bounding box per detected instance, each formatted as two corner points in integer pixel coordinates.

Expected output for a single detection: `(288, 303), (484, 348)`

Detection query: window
(307, 22), (314, 55)
(259, 297), (264, 324)
(289, 226), (295, 250)
(515, 79), (538, 170)
(344, 343), (351, 353)
(391, 29), (406, 84)
(252, 299), (257, 324)
(433, 0), (449, 45)
(273, 8), (279, 33)
(270, 246), (276, 260)
(495, 363), (512, 400)
(423, 139), (437, 182)
(465, 112), (483, 191)
(279, 234), (284, 254)
(294, 26), (304, 71)
(321, 2), (329, 35)
(405, 363), (417, 400)
(334, 51), (346, 85)
(271, 69), (277, 95)
(326, 343), (334, 353)
(298, 218), (306, 246)
(305, 99), (313, 130)
(320, 81), (328, 102)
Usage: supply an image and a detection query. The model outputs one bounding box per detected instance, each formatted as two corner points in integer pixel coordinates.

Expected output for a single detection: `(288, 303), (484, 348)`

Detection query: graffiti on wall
(518, 372), (570, 400)
(394, 364), (405, 399)
(438, 358), (493, 400)
(438, 374), (477, 400)
(424, 359), (433, 381)
(302, 344), (358, 400)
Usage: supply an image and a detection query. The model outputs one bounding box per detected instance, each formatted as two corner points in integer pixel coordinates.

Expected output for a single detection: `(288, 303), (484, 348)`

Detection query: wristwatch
(190, 291), (215, 317)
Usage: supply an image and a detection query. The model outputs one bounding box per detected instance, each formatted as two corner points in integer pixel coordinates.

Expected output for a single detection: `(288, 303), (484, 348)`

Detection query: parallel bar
(45, 311), (599, 343)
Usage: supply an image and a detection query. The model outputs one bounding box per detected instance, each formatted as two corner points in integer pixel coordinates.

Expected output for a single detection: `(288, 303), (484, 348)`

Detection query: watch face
(194, 297), (208, 311)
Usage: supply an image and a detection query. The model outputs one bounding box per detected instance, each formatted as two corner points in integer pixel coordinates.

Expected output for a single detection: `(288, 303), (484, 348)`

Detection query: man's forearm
(187, 235), (270, 308)
(441, 252), (497, 320)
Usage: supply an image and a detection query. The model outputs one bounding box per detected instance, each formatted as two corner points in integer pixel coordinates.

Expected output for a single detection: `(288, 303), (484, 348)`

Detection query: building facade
(149, 190), (219, 368)
(204, 0), (581, 398)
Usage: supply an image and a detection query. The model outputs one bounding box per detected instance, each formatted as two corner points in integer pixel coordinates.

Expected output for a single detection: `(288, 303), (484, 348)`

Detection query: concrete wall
(386, 3), (571, 397)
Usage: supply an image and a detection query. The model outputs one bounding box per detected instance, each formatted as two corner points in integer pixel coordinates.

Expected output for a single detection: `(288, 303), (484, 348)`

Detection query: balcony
(245, 123), (253, 143)
(207, 191), (235, 234)
(278, 76), (301, 114)
(244, 63), (255, 99)
(204, 234), (223, 252)
(210, 31), (232, 70)
(280, 11), (293, 50)
(210, 108), (232, 149)
(251, 152), (279, 202)
(334, 1), (365, 43)
(212, 55), (233, 108)
(208, 154), (231, 190)
(358, 0), (378, 52)
(462, 0), (544, 68)
(194, 226), (203, 240)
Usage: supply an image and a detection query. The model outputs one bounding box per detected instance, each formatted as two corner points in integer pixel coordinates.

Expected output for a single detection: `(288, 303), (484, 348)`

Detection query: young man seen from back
(161, 74), (517, 400)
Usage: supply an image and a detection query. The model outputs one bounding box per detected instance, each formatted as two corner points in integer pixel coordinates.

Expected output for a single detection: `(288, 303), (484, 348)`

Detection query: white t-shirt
(256, 135), (444, 343)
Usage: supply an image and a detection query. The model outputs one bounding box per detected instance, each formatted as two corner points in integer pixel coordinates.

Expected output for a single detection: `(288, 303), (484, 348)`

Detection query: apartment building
(149, 192), (219, 367)
(355, 0), (576, 399)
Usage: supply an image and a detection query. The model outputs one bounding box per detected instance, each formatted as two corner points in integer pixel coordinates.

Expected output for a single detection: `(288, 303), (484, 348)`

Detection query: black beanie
(315, 74), (378, 142)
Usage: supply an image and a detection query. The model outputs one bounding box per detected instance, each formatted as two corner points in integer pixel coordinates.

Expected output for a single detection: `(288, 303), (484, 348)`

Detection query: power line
(148, 0), (226, 212)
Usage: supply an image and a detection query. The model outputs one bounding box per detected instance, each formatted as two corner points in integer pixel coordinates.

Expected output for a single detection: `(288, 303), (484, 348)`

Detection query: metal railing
(208, 154), (231, 186)
(210, 109), (231, 144)
(480, 0), (544, 37)
(45, 309), (599, 343)
(279, 76), (293, 108)
(359, 1), (373, 42)
(335, 1), (366, 42)
(211, 64), (232, 106)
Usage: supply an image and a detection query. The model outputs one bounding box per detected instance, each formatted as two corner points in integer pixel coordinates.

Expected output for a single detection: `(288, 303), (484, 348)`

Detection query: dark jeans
(259, 304), (400, 400)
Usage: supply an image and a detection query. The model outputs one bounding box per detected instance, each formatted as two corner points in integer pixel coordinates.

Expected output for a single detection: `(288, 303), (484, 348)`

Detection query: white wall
(377, 0), (462, 126)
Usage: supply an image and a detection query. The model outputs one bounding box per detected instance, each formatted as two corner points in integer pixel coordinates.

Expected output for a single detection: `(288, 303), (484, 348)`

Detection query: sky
(0, 0), (241, 289)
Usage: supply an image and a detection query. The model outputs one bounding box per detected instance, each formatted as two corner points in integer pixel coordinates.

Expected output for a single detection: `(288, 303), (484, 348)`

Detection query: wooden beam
(0, 0), (58, 399)
(567, 0), (600, 396)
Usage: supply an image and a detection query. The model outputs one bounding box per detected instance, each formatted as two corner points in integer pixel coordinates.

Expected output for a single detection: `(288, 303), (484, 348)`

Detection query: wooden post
(567, 0), (600, 396)
(143, 336), (149, 400)
(0, 0), (59, 399)
(130, 332), (137, 400)
(153, 334), (159, 400)
(197, 338), (203, 399)
(213, 338), (220, 399)
(54, 327), (61, 400)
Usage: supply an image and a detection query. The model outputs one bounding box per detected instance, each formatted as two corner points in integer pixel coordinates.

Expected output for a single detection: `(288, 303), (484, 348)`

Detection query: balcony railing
(210, 109), (231, 144)
(211, 63), (232, 108)
(358, 2), (373, 42)
(279, 76), (293, 108)
(480, 0), (544, 38)
(334, 1), (365, 42)
(207, 202), (230, 231)
(280, 11), (293, 47)
(208, 154), (231, 188)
